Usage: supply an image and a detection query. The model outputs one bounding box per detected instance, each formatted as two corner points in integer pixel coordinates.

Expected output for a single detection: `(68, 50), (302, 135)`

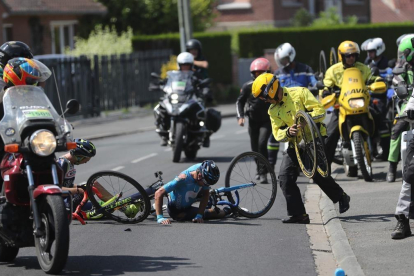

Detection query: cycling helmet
(176, 52), (194, 69)
(0, 41), (33, 68)
(274, 43), (296, 68)
(338, 41), (360, 64)
(399, 35), (414, 63)
(361, 38), (386, 57)
(250, 58), (271, 79)
(70, 139), (96, 158)
(3, 58), (43, 87)
(186, 39), (202, 57)
(252, 73), (280, 100)
(199, 160), (220, 186)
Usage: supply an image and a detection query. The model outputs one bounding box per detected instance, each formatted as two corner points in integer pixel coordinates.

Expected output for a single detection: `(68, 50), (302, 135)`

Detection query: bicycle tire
(329, 47), (337, 66)
(319, 50), (327, 75)
(225, 151), (277, 218)
(86, 171), (151, 224)
(294, 110), (317, 178)
(308, 116), (330, 177)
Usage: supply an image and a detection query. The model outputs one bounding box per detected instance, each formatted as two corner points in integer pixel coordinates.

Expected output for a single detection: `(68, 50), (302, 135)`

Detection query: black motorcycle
(151, 70), (221, 162)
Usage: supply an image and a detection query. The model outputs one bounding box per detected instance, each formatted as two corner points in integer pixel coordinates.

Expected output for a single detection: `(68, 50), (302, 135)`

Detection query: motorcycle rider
(251, 73), (350, 223)
(390, 35), (414, 239)
(236, 57), (276, 183)
(155, 160), (230, 225)
(0, 41), (33, 88)
(321, 40), (381, 175)
(361, 37), (390, 161)
(387, 34), (414, 182)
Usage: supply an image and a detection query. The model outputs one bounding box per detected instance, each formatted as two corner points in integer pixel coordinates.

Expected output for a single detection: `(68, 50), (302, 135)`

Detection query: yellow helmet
(337, 40), (360, 62)
(252, 73), (280, 100)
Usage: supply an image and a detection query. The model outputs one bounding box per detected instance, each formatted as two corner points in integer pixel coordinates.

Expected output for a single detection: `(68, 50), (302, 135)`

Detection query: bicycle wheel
(329, 47), (337, 66)
(319, 50), (327, 75)
(86, 171), (151, 224)
(294, 110), (317, 178)
(309, 117), (330, 177)
(225, 151), (277, 218)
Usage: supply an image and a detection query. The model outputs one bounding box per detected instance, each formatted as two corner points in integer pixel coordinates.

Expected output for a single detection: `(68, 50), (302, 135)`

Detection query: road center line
(112, 166), (124, 171)
(211, 134), (225, 140)
(131, 153), (158, 163)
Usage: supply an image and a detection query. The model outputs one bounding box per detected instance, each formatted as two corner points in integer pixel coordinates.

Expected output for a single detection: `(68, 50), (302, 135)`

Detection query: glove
(77, 184), (87, 191)
(157, 215), (168, 224)
(322, 89), (332, 98)
(407, 109), (414, 120)
(192, 213), (203, 223)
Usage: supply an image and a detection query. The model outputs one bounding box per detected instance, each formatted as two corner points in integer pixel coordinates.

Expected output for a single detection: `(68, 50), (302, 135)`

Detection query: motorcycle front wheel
(172, 122), (185, 163)
(352, 131), (373, 182)
(35, 195), (70, 274)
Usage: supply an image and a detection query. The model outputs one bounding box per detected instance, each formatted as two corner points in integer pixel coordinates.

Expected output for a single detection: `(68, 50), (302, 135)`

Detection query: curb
(319, 166), (365, 276)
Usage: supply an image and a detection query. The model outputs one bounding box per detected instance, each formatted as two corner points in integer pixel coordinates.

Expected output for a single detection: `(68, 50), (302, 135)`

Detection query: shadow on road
(7, 255), (195, 275)
(338, 213), (394, 223)
(182, 156), (235, 163)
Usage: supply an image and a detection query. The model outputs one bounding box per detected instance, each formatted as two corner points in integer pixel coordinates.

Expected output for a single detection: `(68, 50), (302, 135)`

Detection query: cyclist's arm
(302, 88), (326, 123)
(320, 66), (335, 98)
(193, 189), (210, 223)
(194, 60), (208, 69)
(269, 109), (292, 143)
(154, 186), (171, 225)
(61, 186), (82, 195)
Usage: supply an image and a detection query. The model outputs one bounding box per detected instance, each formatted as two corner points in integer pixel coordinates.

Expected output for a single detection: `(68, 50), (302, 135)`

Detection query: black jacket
(236, 80), (270, 123)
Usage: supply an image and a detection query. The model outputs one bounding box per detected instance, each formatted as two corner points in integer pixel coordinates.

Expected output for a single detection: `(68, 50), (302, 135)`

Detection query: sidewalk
(70, 103), (237, 140)
(306, 161), (414, 276)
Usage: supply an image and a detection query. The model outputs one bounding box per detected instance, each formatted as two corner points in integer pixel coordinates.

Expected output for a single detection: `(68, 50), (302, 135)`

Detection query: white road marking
(211, 135), (225, 140)
(112, 166), (124, 171)
(236, 129), (248, 134)
(164, 148), (172, 152)
(131, 153), (158, 163)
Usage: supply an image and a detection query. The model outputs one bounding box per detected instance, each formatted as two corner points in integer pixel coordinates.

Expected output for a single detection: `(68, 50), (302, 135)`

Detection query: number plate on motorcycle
(172, 81), (186, 91)
(23, 109), (53, 119)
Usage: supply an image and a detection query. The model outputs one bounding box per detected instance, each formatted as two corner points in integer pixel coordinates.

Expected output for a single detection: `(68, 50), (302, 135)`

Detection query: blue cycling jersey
(274, 62), (317, 88)
(163, 164), (209, 210)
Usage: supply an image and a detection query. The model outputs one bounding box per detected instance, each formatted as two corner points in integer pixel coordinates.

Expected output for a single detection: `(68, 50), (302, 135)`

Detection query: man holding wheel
(252, 73), (350, 223)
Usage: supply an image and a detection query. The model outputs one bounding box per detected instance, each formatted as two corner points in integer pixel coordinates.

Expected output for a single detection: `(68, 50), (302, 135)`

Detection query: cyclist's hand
(192, 214), (204, 223)
(322, 89), (332, 98)
(157, 215), (171, 225)
(238, 117), (245, 127)
(289, 124), (299, 137)
(77, 184), (87, 191)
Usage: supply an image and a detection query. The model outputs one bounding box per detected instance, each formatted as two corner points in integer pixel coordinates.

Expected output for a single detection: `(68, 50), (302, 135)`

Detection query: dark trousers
(248, 118), (272, 160)
(279, 147), (344, 216)
(402, 138), (414, 218)
(267, 134), (279, 166)
(325, 109), (340, 167)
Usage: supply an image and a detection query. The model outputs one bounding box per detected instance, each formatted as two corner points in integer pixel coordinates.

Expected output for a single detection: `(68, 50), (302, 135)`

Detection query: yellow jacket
(319, 61), (378, 98)
(269, 87), (326, 143)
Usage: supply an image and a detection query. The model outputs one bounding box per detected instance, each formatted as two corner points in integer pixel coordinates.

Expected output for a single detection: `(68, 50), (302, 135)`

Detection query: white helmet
(274, 43), (296, 68)
(361, 38), (386, 56)
(177, 52), (194, 69)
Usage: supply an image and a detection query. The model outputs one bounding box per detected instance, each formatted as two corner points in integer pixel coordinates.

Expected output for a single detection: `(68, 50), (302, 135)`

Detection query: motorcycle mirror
(370, 66), (380, 76)
(395, 85), (409, 100)
(388, 59), (396, 68)
(368, 82), (387, 93)
(151, 72), (161, 79)
(393, 66), (406, 75)
(316, 81), (325, 90)
(64, 99), (80, 115)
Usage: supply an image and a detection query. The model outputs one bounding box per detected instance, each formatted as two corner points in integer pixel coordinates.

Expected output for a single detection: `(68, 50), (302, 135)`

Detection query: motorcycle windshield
(163, 70), (194, 96)
(0, 85), (70, 145)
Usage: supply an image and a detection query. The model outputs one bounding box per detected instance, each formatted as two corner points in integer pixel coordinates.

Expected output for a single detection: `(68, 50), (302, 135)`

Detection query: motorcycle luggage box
(206, 108), (221, 133)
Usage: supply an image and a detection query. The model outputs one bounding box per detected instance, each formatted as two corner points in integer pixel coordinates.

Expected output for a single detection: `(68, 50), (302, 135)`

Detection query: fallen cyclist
(154, 160), (231, 224)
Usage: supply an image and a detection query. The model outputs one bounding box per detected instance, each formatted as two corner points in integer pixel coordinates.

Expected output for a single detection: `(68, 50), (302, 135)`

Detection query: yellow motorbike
(321, 67), (386, 181)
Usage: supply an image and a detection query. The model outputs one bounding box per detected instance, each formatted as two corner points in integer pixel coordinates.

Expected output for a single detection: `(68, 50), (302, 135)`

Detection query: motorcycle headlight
(29, 130), (57, 156)
(171, 99), (179, 104)
(171, 93), (179, 100)
(348, 98), (365, 108)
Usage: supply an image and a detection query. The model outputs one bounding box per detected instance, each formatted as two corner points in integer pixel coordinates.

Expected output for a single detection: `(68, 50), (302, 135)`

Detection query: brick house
(371, 0), (414, 23)
(212, 0), (371, 31)
(0, 0), (106, 55)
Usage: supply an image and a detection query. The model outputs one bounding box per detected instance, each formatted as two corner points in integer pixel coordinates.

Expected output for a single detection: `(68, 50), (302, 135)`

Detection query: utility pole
(177, 0), (193, 52)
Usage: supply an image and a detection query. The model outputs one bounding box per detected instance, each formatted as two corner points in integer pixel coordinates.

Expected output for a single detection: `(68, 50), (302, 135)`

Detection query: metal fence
(39, 49), (172, 118)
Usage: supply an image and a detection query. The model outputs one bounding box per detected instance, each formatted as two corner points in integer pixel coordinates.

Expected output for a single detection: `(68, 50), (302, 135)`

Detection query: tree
(77, 0), (217, 38)
(292, 8), (313, 27)
(312, 7), (358, 27)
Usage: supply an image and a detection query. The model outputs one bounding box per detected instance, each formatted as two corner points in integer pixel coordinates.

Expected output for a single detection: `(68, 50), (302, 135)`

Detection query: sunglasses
(344, 53), (357, 58)
(75, 155), (86, 163)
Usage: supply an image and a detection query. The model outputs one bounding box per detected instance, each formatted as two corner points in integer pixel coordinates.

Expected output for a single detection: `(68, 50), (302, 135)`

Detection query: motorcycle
(151, 70), (221, 162)
(320, 67), (386, 181)
(0, 84), (79, 274)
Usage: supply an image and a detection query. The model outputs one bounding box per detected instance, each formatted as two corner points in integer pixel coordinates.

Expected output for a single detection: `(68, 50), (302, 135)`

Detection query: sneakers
(121, 203), (144, 218)
(160, 137), (168, 147)
(282, 214), (310, 224)
(255, 174), (260, 180)
(387, 162), (397, 182)
(391, 214), (412, 239)
(259, 174), (268, 184)
(338, 193), (350, 214)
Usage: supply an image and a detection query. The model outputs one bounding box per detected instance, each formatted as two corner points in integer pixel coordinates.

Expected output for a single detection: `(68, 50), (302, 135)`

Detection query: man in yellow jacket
(252, 73), (350, 223)
(321, 41), (379, 175)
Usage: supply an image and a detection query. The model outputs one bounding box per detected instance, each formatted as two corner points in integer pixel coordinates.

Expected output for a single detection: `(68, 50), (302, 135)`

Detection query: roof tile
(1, 0), (106, 15)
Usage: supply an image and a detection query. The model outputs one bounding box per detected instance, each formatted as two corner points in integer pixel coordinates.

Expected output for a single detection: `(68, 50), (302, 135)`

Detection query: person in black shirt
(236, 58), (278, 183)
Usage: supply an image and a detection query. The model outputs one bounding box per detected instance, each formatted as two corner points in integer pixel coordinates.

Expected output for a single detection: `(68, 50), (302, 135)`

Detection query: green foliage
(311, 7), (357, 27)
(292, 8), (313, 27)
(237, 23), (414, 70)
(132, 32), (233, 84)
(212, 84), (240, 104)
(66, 25), (133, 57)
(78, 0), (217, 37)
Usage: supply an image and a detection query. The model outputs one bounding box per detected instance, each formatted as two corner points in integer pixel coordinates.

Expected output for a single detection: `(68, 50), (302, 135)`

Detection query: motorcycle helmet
(396, 34), (414, 47)
(186, 39), (202, 58)
(3, 58), (51, 87)
(0, 41), (33, 68)
(398, 35), (414, 63)
(274, 43), (296, 68)
(251, 73), (280, 101)
(198, 160), (220, 186)
(338, 41), (360, 65)
(250, 58), (271, 79)
(70, 139), (96, 158)
(176, 52), (194, 70)
(361, 38), (386, 57)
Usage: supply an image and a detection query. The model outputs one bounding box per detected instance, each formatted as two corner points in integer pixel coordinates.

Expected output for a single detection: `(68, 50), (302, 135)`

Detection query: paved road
(1, 117), (318, 276)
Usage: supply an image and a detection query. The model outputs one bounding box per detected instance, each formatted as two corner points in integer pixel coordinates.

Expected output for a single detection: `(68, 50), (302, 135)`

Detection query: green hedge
(132, 32), (232, 84)
(238, 23), (414, 70)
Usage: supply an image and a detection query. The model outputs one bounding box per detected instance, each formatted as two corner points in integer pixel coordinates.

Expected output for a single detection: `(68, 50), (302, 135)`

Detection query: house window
(217, 0), (251, 10)
(50, 20), (77, 54)
(281, 0), (303, 7)
(3, 24), (13, 42)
